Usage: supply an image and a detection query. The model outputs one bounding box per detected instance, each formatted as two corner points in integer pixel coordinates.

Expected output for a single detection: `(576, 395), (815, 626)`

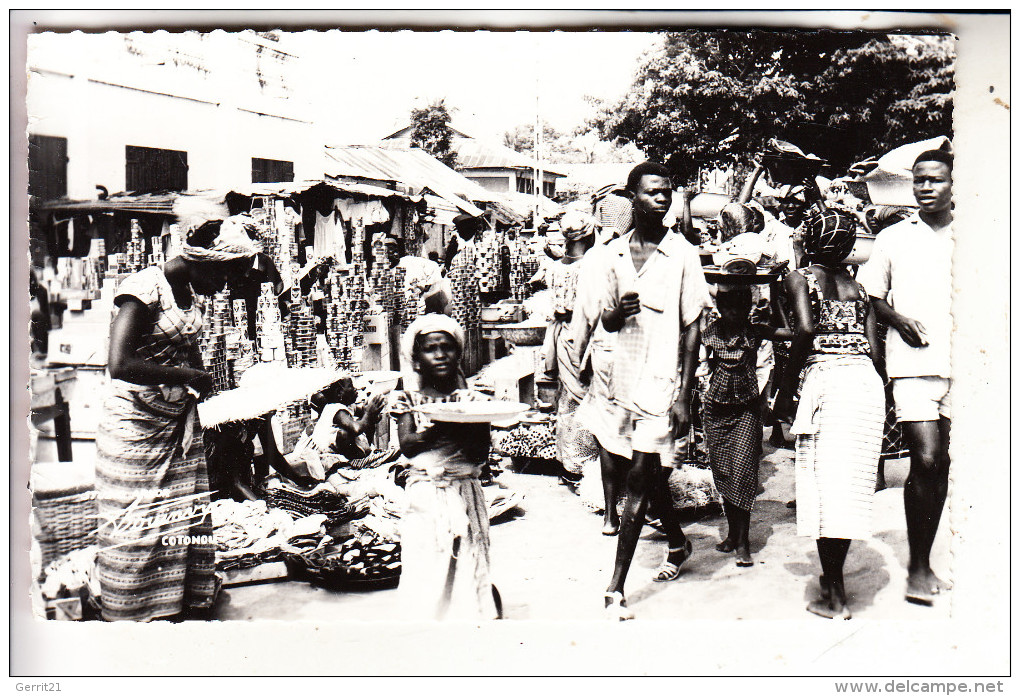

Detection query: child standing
(702, 285), (788, 567)
(388, 314), (499, 620)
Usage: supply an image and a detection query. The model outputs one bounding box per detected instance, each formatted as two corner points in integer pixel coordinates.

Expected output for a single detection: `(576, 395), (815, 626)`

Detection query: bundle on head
(718, 203), (760, 242)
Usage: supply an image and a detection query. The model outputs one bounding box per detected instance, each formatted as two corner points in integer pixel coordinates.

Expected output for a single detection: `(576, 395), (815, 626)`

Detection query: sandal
(653, 539), (693, 582)
(604, 591), (634, 621)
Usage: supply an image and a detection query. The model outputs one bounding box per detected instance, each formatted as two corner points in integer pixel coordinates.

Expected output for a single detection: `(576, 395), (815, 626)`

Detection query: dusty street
(220, 442), (952, 623)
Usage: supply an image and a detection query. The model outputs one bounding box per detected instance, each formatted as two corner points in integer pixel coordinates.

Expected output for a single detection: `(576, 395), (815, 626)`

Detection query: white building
(27, 30), (322, 201)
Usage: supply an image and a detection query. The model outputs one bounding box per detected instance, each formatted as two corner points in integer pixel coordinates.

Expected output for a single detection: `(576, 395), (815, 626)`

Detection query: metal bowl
(495, 323), (547, 346)
(845, 233), (876, 265)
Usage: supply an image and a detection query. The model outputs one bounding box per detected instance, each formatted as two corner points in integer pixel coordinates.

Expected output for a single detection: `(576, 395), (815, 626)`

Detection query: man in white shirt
(578, 162), (712, 619)
(857, 149), (954, 606)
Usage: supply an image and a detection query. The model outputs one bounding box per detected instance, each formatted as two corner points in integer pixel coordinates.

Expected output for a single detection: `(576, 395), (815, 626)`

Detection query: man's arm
(870, 296), (928, 348)
(671, 318), (702, 434)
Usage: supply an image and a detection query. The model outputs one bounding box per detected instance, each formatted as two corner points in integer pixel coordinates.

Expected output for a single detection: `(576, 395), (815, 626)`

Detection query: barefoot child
(703, 285), (789, 567)
(388, 314), (500, 620)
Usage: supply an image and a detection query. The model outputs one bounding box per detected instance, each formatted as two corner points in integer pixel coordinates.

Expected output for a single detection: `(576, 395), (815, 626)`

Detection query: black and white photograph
(10, 9), (1010, 682)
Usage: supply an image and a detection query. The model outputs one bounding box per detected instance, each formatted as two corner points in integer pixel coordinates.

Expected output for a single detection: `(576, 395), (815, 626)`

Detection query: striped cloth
(95, 386), (217, 622)
(792, 355), (885, 539)
(704, 400), (762, 511)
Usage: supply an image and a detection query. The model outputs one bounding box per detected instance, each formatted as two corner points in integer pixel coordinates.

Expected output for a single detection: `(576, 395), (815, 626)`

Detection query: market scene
(25, 28), (957, 625)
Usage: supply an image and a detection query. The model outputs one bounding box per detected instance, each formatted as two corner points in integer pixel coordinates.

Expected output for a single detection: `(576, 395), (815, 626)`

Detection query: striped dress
(791, 269), (885, 539)
(95, 268), (217, 621)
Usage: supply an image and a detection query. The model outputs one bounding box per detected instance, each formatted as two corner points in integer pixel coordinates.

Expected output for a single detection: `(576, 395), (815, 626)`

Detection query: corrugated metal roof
(381, 127), (566, 177)
(452, 138), (566, 178)
(37, 180), (421, 216)
(324, 145), (498, 202)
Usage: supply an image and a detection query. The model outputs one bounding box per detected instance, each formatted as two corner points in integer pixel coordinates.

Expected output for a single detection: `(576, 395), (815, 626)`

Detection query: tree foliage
(410, 98), (458, 169)
(590, 31), (954, 183)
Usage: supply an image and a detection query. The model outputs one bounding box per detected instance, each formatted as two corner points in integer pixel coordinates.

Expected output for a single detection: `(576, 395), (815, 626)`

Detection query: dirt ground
(218, 441), (952, 623)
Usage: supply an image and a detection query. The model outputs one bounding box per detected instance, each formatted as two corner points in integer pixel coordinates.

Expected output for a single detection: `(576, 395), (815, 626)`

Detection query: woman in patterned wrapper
(388, 314), (501, 620)
(774, 208), (886, 620)
(96, 217), (258, 621)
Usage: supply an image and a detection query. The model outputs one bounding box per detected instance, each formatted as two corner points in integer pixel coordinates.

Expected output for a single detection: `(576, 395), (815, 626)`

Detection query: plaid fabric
(114, 267), (203, 369)
(703, 319), (761, 405)
(704, 400), (763, 511)
(593, 231), (711, 417)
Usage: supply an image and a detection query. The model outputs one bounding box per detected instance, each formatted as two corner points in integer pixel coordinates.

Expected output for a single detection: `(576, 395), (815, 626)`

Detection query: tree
(590, 31), (954, 183)
(410, 98), (458, 169)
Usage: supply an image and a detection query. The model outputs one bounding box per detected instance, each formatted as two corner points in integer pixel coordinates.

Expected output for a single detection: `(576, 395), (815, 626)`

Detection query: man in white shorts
(858, 149), (953, 606)
(579, 162), (712, 619)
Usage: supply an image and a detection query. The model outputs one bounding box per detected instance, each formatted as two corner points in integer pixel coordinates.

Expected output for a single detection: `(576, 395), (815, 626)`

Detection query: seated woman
(277, 377), (387, 484)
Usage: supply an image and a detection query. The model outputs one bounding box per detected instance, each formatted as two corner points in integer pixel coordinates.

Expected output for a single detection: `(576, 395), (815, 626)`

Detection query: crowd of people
(92, 149), (954, 622)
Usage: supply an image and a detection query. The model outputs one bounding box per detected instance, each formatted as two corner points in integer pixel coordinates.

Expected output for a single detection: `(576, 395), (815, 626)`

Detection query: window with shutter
(125, 145), (188, 193)
(251, 157), (294, 183)
(28, 134), (68, 201)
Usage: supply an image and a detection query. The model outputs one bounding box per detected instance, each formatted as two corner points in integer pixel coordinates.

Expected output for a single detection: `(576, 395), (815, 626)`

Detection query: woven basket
(33, 490), (99, 567)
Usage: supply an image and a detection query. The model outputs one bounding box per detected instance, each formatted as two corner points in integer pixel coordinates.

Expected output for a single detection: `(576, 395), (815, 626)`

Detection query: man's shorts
(628, 411), (676, 466)
(892, 376), (952, 422)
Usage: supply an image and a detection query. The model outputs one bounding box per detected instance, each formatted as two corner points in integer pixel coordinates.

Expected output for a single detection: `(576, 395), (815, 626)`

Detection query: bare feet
(906, 569), (951, 605)
(601, 516), (620, 536)
(735, 546), (754, 567)
(905, 572), (936, 606)
(716, 537), (735, 553)
(807, 598), (852, 620)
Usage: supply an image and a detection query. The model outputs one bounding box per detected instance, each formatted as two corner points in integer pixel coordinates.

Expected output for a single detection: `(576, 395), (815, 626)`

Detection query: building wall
(466, 175), (511, 193)
(26, 31), (321, 199)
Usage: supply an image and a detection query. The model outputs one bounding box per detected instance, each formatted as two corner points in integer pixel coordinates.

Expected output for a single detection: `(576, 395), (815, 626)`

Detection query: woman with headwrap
(540, 211), (600, 480)
(773, 208), (886, 620)
(95, 215), (259, 621)
(387, 314), (500, 620)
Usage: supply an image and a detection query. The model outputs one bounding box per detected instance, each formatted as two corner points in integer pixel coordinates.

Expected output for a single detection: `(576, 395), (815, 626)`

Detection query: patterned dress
(95, 267), (217, 621)
(448, 241), (482, 375)
(388, 388), (498, 620)
(702, 319), (763, 511)
(791, 268), (885, 539)
(544, 259), (598, 475)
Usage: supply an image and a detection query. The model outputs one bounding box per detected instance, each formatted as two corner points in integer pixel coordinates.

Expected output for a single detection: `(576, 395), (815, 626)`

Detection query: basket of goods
(760, 138), (826, 185)
(702, 233), (787, 285)
(282, 531), (401, 591)
(495, 321), (547, 347)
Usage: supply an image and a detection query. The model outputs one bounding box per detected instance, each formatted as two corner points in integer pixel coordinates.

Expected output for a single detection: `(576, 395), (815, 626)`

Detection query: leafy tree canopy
(410, 98), (458, 169)
(590, 30), (954, 183)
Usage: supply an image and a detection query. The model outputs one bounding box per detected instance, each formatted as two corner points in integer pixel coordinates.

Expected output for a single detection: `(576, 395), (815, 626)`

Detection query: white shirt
(579, 230), (712, 417)
(857, 212), (953, 379)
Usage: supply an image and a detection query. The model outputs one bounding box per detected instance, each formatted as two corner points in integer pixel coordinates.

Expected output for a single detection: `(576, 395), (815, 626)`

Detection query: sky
(294, 30), (661, 146)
